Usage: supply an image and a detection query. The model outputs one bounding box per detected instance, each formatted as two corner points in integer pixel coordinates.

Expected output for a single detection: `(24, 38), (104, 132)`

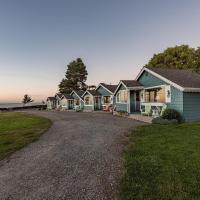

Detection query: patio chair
(141, 104), (152, 116)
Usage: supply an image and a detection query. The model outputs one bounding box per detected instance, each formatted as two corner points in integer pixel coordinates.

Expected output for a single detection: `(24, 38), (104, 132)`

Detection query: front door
(130, 91), (135, 113)
(68, 100), (73, 109)
(94, 97), (100, 110)
(135, 91), (140, 112)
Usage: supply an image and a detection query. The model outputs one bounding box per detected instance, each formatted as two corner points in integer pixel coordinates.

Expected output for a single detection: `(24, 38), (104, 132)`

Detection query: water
(0, 103), (45, 108)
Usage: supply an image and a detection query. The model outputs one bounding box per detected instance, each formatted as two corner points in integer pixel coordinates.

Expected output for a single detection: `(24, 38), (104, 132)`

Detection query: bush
(117, 110), (128, 116)
(162, 108), (182, 123)
(152, 117), (178, 125)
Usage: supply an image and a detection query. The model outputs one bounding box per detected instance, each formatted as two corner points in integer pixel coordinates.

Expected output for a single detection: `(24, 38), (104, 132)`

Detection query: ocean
(0, 103), (45, 108)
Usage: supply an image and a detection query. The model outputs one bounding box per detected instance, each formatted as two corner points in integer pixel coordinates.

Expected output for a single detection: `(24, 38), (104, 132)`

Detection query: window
(75, 99), (80, 105)
(84, 96), (92, 105)
(103, 96), (111, 104)
(144, 88), (165, 103)
(116, 90), (128, 103)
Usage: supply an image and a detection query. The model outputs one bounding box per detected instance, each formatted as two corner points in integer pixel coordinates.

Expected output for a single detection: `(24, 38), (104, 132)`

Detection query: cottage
(70, 90), (85, 110)
(114, 67), (200, 121)
(60, 94), (74, 110)
(55, 93), (63, 109)
(82, 90), (101, 111)
(46, 97), (56, 110)
(96, 83), (118, 111)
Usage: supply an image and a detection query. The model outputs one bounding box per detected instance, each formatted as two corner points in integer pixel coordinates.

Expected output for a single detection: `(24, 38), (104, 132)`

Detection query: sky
(1, 0), (200, 102)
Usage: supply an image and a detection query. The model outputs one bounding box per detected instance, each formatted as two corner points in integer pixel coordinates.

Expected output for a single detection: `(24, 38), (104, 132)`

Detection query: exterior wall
(138, 70), (184, 116)
(167, 86), (183, 115)
(96, 86), (113, 109)
(72, 93), (84, 109)
(115, 84), (128, 112)
(47, 100), (53, 109)
(60, 98), (68, 109)
(83, 94), (94, 111)
(183, 92), (200, 121)
(55, 96), (62, 109)
(96, 86), (112, 96)
(138, 71), (166, 87)
(115, 103), (128, 112)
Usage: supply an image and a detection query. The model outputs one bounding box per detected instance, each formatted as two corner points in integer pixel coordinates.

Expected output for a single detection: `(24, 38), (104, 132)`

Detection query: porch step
(129, 114), (153, 123)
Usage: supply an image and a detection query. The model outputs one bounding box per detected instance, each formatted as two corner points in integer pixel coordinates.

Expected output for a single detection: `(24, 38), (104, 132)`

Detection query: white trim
(96, 83), (114, 94)
(136, 67), (184, 91)
(144, 84), (167, 90)
(183, 88), (200, 92)
(127, 89), (130, 113)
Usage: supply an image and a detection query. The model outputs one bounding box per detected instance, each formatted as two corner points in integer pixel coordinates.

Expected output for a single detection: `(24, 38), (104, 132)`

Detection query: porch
(129, 84), (170, 117)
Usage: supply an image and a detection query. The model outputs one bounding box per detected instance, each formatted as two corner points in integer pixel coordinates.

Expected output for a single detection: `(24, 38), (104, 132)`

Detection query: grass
(0, 112), (51, 160)
(119, 122), (200, 200)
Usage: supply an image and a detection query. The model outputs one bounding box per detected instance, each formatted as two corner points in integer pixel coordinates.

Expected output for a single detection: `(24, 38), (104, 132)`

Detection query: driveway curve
(0, 111), (144, 200)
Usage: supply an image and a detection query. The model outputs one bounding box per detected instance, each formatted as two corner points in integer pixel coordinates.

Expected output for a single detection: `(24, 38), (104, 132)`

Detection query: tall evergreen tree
(146, 45), (200, 73)
(22, 94), (33, 105)
(58, 58), (88, 94)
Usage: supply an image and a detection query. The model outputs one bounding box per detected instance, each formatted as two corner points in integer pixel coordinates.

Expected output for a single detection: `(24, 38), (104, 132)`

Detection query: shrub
(162, 108), (182, 123)
(152, 117), (178, 125)
(117, 110), (128, 116)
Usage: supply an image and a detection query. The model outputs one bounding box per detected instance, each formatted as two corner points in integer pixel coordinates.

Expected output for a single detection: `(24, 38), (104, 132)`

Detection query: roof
(72, 90), (85, 98)
(121, 80), (143, 87)
(147, 67), (200, 88)
(62, 93), (74, 99)
(99, 83), (118, 93)
(82, 90), (101, 97)
(47, 97), (55, 101)
(55, 93), (62, 99)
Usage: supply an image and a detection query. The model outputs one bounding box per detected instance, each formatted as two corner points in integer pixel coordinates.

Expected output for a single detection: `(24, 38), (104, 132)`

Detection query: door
(130, 91), (135, 113)
(135, 91), (140, 112)
(94, 97), (100, 110)
(68, 100), (73, 109)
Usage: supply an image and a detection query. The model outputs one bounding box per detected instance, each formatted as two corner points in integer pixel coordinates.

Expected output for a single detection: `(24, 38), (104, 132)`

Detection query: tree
(59, 58), (88, 93)
(22, 94), (33, 105)
(146, 45), (200, 73)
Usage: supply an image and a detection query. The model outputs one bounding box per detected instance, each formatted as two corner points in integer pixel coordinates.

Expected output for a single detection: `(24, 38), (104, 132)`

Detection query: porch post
(127, 89), (130, 113)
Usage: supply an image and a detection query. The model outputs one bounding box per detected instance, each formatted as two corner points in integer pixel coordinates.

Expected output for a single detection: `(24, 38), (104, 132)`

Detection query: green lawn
(120, 122), (200, 200)
(0, 112), (51, 160)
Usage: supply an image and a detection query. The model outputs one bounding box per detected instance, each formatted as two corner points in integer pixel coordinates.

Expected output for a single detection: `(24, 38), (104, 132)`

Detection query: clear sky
(1, 0), (200, 102)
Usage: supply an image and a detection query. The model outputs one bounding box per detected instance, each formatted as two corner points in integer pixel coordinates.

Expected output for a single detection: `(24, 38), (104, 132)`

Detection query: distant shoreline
(0, 103), (46, 110)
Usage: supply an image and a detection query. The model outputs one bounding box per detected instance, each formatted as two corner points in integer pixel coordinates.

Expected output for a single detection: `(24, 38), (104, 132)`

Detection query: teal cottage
(95, 83), (118, 111)
(114, 67), (200, 121)
(70, 90), (85, 110)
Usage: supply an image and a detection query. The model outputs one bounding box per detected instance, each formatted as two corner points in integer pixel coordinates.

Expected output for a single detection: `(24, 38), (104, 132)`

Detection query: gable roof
(70, 90), (85, 101)
(55, 93), (62, 99)
(136, 67), (200, 92)
(47, 97), (55, 101)
(113, 80), (143, 95)
(62, 93), (74, 100)
(121, 80), (143, 87)
(82, 90), (101, 97)
(97, 83), (118, 94)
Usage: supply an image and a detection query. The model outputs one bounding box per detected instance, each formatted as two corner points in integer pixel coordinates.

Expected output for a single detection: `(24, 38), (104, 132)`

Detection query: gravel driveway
(0, 111), (144, 200)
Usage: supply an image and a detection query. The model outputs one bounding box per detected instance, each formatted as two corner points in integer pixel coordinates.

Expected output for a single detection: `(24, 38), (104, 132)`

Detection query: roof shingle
(147, 67), (200, 88)
(121, 80), (142, 87)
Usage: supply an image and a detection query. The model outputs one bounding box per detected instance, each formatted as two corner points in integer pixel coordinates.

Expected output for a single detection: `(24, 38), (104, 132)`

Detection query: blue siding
(138, 71), (165, 87)
(116, 103), (128, 112)
(72, 92), (84, 109)
(183, 93), (200, 121)
(84, 105), (93, 111)
(114, 84), (128, 112)
(138, 70), (184, 115)
(167, 86), (183, 114)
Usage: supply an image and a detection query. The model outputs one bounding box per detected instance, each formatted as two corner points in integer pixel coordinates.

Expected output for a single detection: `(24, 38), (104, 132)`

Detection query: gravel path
(0, 111), (144, 200)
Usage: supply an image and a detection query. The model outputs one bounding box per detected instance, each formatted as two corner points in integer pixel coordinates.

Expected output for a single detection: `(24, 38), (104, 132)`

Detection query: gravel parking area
(0, 111), (144, 200)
